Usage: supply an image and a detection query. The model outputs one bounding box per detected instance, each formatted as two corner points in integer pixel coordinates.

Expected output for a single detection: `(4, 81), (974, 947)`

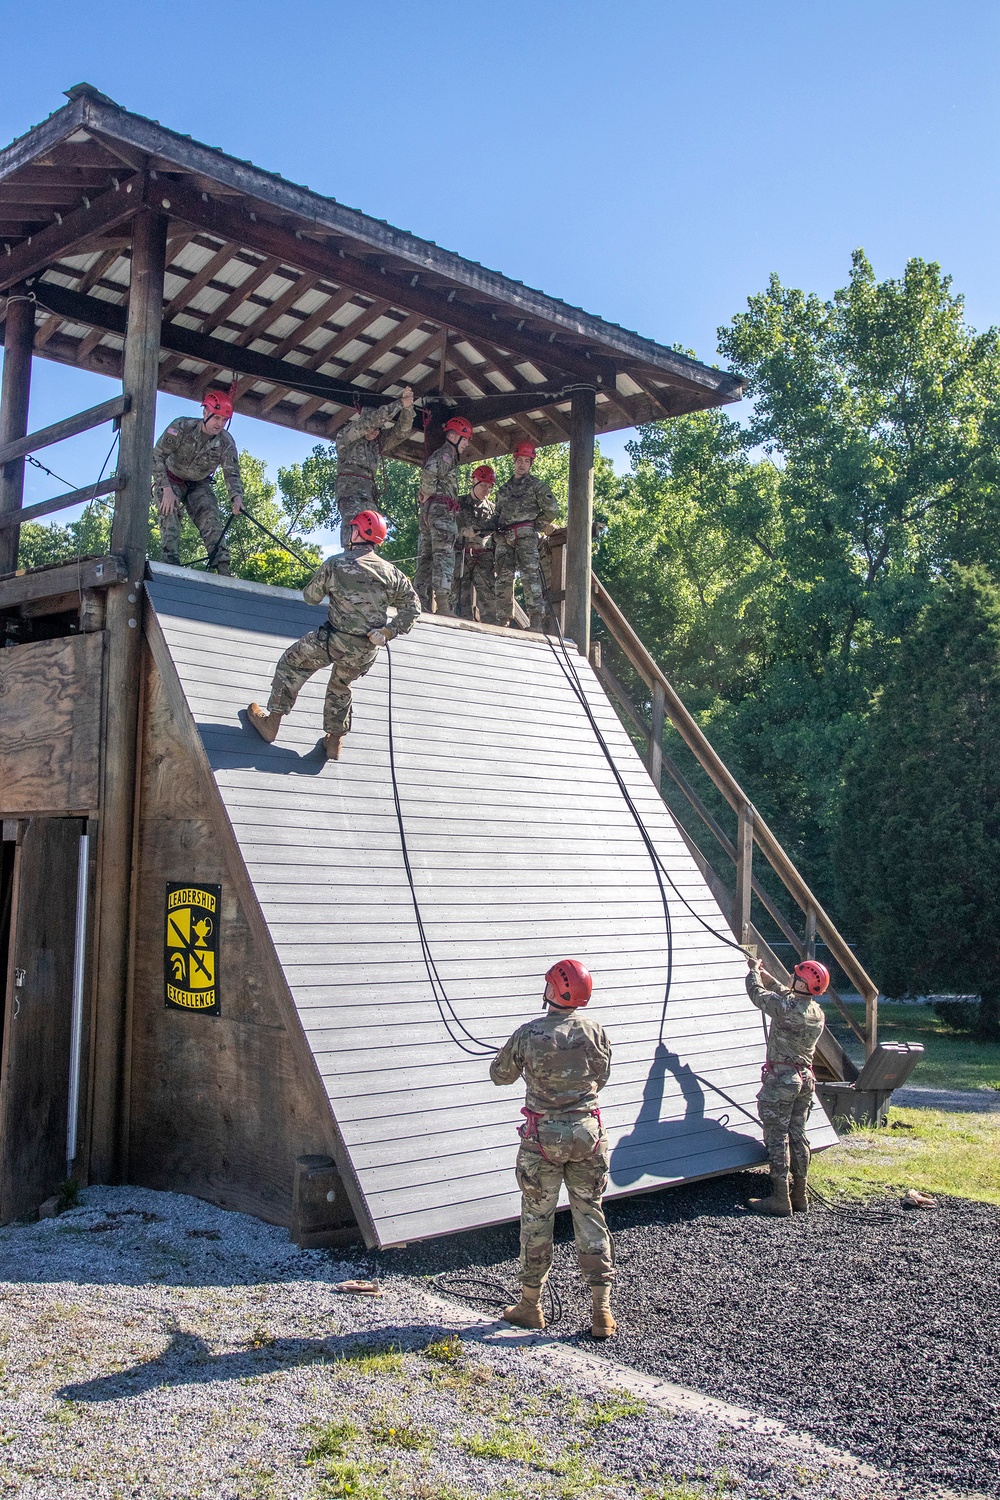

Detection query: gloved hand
(368, 628), (389, 647)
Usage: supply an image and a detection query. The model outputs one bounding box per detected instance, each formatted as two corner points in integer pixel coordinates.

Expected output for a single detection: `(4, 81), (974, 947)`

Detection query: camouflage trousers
(158, 480), (230, 569)
(338, 483), (376, 550)
(450, 546), (497, 623)
(494, 529), (544, 623)
(515, 1115), (613, 1288)
(757, 1069), (815, 1178)
(414, 499), (458, 610)
(266, 626), (378, 735)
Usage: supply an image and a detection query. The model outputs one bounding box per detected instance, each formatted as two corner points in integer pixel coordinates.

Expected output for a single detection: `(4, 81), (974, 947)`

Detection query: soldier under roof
(413, 415), (473, 615)
(335, 385), (415, 549)
(451, 464), (497, 622)
(745, 954), (829, 1217)
(490, 958), (616, 1339)
(152, 389), (243, 575)
(493, 442), (559, 631)
(247, 509), (420, 761)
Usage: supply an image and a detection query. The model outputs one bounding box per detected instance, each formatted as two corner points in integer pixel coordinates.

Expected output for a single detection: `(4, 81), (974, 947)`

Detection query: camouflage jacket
(494, 473), (558, 532)
(335, 401), (415, 498)
(457, 490), (496, 548)
(746, 971), (825, 1070)
(419, 439), (462, 502)
(151, 417), (243, 501)
(490, 1008), (612, 1118)
(302, 545), (421, 640)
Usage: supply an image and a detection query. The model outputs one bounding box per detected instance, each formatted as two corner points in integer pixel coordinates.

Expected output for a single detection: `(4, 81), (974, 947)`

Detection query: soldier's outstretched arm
(384, 570), (421, 637)
(746, 965), (792, 1021)
(302, 559), (335, 606)
(382, 400), (415, 455)
(490, 1031), (524, 1086)
(219, 431), (245, 510)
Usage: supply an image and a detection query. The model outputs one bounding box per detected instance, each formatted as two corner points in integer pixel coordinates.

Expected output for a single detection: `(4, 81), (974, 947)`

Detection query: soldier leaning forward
(413, 416), (473, 615)
(493, 442), (558, 631)
(247, 510), (420, 761)
(152, 390), (243, 574)
(490, 958), (616, 1339)
(450, 464), (497, 622)
(745, 956), (829, 1217)
(335, 386), (415, 549)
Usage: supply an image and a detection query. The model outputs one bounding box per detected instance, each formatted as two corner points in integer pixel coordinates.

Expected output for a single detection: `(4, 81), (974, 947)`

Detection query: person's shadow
(610, 1041), (763, 1187)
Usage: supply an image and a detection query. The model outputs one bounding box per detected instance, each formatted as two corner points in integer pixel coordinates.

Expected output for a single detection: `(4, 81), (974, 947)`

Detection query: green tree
(835, 568), (1000, 1039)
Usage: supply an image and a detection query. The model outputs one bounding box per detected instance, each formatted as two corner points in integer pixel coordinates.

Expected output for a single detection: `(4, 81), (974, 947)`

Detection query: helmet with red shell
(203, 389), (234, 420)
(793, 960), (830, 995)
(351, 509), (388, 545)
(544, 958), (593, 1008)
(443, 416), (474, 440)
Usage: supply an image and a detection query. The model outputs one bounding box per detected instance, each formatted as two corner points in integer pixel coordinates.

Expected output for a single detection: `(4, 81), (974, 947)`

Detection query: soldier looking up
(490, 959), (616, 1339)
(335, 386), (415, 549)
(413, 415), (473, 614)
(745, 955), (828, 1216)
(451, 463), (497, 621)
(247, 510), (420, 761)
(152, 390), (243, 575)
(493, 442), (558, 631)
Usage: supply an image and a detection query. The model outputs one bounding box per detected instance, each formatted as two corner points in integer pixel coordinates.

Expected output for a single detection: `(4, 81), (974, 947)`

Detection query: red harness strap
(421, 492), (460, 514)
(500, 521), (537, 542)
(518, 1106), (604, 1161)
(760, 1060), (814, 1083)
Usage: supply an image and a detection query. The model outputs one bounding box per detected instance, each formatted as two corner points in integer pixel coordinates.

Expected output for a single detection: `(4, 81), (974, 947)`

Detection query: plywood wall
(0, 633), (103, 816)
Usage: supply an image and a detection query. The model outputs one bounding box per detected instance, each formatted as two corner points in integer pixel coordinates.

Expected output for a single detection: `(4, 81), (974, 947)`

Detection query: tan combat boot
(591, 1285), (617, 1339)
(433, 590), (454, 617)
(790, 1176), (809, 1213)
(214, 561), (231, 576)
(324, 733), (343, 761)
(248, 703), (282, 742)
(749, 1172), (793, 1217)
(502, 1284), (545, 1330)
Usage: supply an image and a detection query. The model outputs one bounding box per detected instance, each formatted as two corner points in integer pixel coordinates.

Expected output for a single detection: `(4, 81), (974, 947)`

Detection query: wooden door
(0, 819), (83, 1222)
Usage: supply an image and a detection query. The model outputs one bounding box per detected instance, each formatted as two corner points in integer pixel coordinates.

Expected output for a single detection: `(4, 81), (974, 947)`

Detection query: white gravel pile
(0, 1186), (913, 1499)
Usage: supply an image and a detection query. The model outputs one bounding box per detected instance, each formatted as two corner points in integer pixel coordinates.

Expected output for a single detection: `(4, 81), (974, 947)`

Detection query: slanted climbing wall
(145, 565), (836, 1247)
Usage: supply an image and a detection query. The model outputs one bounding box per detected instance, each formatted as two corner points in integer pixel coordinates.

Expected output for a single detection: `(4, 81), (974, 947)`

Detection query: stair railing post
(0, 286), (34, 575)
(805, 905), (817, 959)
(735, 802), (754, 947)
(649, 681), (666, 792)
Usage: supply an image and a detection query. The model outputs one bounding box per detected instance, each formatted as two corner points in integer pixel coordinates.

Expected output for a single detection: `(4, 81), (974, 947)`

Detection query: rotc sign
(165, 883), (221, 1014)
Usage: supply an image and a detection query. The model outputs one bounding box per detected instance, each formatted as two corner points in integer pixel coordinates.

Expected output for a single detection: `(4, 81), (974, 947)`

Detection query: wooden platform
(142, 565), (837, 1247)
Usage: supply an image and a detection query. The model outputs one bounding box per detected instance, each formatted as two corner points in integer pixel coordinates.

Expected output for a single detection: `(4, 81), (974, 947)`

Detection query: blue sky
(3, 0), (1000, 541)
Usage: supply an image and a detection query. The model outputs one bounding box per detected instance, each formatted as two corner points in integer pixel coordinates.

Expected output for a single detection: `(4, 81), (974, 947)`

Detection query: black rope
(385, 641), (498, 1057)
(204, 512), (236, 570)
(432, 1272), (564, 1326)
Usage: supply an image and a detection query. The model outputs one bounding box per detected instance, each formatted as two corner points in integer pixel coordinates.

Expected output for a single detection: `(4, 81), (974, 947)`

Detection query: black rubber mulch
(369, 1171), (1000, 1498)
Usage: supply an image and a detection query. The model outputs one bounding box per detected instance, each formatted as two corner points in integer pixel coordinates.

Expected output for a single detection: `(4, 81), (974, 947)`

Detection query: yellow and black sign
(165, 883), (221, 1014)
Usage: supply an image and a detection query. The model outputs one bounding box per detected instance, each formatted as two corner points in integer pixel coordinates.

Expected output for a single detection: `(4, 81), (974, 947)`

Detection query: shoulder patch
(166, 427), (179, 435)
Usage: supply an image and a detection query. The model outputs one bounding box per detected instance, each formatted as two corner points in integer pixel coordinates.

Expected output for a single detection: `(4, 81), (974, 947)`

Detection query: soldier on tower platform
(152, 389), (243, 575)
(413, 415), (473, 615)
(335, 386), (415, 549)
(493, 442), (559, 631)
(451, 463), (497, 621)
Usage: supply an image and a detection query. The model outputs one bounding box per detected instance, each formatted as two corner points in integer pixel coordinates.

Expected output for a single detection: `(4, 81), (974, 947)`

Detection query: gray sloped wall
(147, 565), (836, 1247)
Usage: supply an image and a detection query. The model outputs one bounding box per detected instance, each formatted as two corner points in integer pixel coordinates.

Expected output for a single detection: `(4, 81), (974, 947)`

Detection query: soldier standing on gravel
(335, 386), (415, 549)
(490, 959), (616, 1339)
(745, 956), (829, 1216)
(246, 509), (419, 761)
(152, 389), (244, 575)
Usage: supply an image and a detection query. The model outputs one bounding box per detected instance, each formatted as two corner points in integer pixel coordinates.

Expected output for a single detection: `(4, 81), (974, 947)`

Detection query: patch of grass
(813, 1106), (1000, 1205)
(423, 1333), (462, 1362)
(334, 1344), (406, 1377)
(305, 1418), (360, 1464)
(822, 1001), (1000, 1091)
(43, 1402), (77, 1426)
(460, 1423), (547, 1465)
(368, 1415), (430, 1450)
(583, 1391), (647, 1427)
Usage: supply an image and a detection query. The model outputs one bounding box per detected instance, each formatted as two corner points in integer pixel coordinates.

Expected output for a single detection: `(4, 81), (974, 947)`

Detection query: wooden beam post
(88, 209), (166, 1183)
(805, 904), (817, 959)
(734, 802), (754, 946)
(866, 985), (878, 1058)
(566, 386), (596, 656)
(0, 288), (34, 575)
(649, 681), (666, 793)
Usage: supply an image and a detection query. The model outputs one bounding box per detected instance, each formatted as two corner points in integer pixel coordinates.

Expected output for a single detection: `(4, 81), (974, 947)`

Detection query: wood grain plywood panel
(146, 566), (837, 1246)
(0, 632), (103, 815)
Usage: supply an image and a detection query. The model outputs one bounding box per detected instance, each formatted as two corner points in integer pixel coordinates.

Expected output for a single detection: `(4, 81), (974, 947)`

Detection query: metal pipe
(66, 832), (90, 1169)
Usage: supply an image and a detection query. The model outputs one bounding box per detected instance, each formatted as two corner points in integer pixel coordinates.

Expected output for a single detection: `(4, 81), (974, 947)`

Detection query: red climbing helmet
(202, 389), (234, 420)
(351, 509), (388, 545)
(513, 441), (536, 459)
(544, 958), (593, 1008)
(793, 960), (830, 995)
(472, 464), (496, 485)
(443, 415), (474, 440)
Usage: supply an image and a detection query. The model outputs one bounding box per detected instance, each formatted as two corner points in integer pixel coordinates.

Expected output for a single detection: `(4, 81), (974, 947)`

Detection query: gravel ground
(380, 1170), (1000, 1500)
(891, 1085), (1000, 1113)
(0, 1185), (907, 1500)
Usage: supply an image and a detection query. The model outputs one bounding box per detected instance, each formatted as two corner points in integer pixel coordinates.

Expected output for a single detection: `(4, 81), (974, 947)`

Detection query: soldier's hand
(159, 487), (180, 517)
(400, 386), (414, 409)
(540, 522), (556, 536)
(367, 629), (389, 647)
(231, 495), (243, 515)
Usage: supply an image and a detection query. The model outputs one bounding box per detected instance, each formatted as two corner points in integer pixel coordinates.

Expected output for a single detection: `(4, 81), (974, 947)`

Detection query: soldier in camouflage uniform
(493, 442), (559, 630)
(450, 464), (497, 621)
(745, 956), (829, 1216)
(152, 390), (243, 575)
(335, 386), (415, 548)
(413, 415), (472, 614)
(490, 958), (616, 1339)
(246, 509), (419, 761)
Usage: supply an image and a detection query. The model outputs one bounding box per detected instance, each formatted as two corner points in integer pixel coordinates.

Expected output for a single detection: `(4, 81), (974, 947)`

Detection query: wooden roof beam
(161, 238), (242, 320)
(0, 174), (143, 290)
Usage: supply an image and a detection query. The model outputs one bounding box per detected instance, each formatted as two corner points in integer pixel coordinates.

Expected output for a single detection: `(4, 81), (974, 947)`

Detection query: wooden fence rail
(0, 395), (129, 469)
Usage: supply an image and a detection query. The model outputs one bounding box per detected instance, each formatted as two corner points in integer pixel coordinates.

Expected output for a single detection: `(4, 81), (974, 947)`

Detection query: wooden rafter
(162, 239), (240, 321)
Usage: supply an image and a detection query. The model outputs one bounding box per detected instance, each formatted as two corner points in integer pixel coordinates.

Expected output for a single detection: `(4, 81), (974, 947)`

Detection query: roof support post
(88, 209), (166, 1183)
(0, 287), (34, 575)
(566, 386), (595, 656)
